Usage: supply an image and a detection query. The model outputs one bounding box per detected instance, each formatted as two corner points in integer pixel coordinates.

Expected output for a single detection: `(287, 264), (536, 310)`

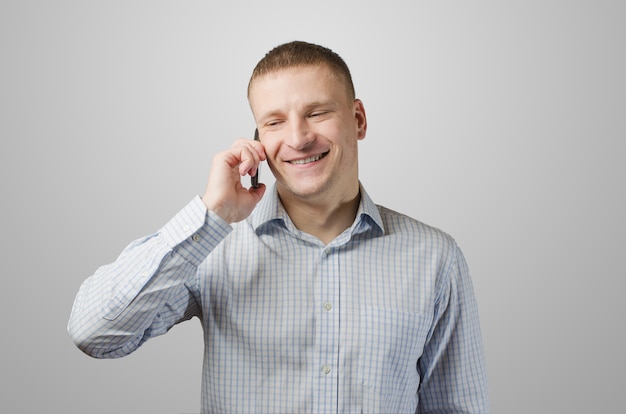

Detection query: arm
(417, 242), (491, 413)
(68, 138), (268, 358)
(67, 198), (231, 358)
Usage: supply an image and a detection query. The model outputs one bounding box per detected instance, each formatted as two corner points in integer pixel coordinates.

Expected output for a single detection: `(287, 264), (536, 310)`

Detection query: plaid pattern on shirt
(69, 185), (490, 413)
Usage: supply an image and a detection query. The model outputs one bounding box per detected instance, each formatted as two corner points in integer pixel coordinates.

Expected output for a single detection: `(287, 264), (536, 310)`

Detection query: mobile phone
(251, 128), (260, 188)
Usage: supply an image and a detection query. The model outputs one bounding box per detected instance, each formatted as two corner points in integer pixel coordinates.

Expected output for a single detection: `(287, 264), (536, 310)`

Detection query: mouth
(289, 151), (329, 165)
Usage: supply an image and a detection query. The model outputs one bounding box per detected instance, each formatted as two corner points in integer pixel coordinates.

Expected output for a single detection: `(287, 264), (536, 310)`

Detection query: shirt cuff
(160, 196), (232, 266)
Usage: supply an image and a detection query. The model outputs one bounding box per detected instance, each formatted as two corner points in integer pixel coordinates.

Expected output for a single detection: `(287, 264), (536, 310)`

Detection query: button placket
(317, 246), (339, 388)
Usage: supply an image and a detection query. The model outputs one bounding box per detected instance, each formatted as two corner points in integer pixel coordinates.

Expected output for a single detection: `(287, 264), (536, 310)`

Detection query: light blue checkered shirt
(69, 185), (490, 413)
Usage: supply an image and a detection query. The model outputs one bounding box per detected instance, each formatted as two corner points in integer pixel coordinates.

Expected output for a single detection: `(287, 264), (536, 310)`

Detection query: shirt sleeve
(417, 242), (491, 413)
(67, 196), (232, 359)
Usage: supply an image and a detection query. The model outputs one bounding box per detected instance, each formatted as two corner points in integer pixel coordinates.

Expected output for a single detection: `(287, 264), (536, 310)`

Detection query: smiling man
(249, 61), (366, 244)
(69, 41), (490, 413)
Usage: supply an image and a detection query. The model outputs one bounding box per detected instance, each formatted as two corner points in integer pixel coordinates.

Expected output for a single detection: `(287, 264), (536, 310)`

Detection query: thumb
(248, 183), (267, 203)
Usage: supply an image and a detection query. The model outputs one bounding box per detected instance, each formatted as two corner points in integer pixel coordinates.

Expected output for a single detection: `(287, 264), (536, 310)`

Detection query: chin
(280, 179), (329, 200)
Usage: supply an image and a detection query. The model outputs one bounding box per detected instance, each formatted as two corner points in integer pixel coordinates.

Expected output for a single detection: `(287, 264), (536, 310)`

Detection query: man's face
(248, 65), (367, 204)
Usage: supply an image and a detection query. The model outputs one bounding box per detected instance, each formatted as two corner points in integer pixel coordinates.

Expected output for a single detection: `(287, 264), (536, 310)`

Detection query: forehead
(248, 64), (350, 104)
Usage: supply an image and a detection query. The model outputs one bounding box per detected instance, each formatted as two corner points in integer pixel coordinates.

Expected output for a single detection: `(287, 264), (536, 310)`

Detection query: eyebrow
(305, 101), (337, 111)
(259, 101), (338, 121)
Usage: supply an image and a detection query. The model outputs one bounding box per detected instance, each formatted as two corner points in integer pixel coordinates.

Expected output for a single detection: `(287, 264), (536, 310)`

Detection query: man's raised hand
(201, 138), (267, 223)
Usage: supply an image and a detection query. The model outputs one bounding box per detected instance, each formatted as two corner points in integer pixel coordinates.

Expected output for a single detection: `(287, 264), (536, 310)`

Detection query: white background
(1, 1), (624, 412)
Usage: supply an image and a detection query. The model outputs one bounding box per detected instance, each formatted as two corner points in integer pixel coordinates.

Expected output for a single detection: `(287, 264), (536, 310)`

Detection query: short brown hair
(247, 40), (355, 99)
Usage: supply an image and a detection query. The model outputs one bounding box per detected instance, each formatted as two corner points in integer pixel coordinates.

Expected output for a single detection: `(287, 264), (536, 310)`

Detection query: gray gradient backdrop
(1, 1), (624, 413)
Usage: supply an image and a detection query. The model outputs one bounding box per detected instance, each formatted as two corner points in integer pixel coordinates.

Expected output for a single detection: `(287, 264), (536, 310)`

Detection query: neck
(278, 185), (361, 245)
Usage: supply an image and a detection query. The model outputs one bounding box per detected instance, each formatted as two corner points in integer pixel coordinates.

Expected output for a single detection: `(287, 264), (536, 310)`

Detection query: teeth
(291, 153), (324, 165)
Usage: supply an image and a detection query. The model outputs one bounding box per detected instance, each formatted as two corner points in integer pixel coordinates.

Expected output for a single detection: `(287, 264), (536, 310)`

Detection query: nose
(285, 118), (313, 150)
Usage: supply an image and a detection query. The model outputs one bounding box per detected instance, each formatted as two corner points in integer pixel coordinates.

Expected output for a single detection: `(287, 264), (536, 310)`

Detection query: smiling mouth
(289, 151), (329, 165)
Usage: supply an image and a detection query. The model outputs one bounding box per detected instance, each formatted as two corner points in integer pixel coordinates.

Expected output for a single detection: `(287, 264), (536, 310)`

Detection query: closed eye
(266, 119), (284, 127)
(309, 110), (332, 120)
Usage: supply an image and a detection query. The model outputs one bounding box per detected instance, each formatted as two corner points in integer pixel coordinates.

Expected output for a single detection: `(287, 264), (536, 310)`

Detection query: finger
(249, 139), (267, 162)
(232, 139), (267, 176)
(233, 138), (266, 162)
(236, 143), (261, 177)
(247, 182), (266, 201)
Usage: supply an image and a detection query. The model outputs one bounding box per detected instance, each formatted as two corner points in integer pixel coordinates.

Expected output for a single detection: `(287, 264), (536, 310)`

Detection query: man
(69, 41), (490, 413)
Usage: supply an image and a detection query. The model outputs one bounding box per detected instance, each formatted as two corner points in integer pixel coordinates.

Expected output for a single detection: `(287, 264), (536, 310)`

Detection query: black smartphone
(251, 128), (260, 188)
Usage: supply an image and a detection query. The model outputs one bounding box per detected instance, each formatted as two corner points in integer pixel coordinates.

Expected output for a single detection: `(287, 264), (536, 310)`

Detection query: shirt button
(183, 225), (191, 232)
(323, 302), (332, 311)
(192, 234), (201, 242)
(322, 365), (331, 375)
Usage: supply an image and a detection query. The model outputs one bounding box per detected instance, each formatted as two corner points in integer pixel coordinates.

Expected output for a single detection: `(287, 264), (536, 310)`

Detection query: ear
(354, 99), (367, 140)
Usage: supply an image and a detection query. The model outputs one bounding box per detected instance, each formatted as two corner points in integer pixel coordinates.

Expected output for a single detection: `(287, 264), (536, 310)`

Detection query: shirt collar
(249, 183), (385, 241)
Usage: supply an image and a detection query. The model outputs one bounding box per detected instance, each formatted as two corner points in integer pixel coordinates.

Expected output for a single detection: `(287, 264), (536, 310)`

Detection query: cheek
(317, 120), (343, 137)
